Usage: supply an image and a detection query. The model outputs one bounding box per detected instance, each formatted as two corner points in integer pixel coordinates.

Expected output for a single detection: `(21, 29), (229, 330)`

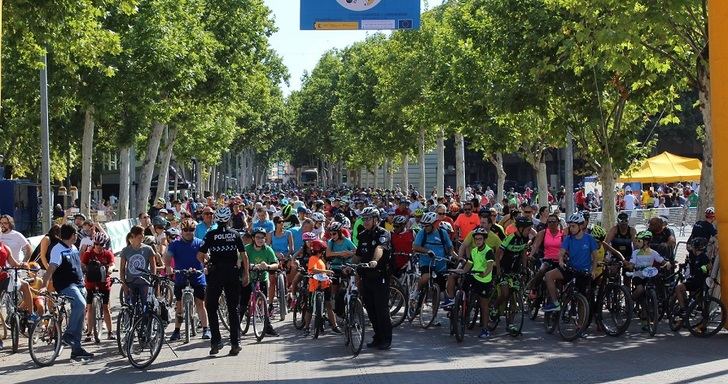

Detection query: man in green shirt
(240, 228), (279, 336)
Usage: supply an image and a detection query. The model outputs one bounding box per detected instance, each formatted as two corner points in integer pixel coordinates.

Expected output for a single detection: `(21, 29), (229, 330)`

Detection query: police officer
(197, 207), (250, 356)
(355, 206), (393, 350)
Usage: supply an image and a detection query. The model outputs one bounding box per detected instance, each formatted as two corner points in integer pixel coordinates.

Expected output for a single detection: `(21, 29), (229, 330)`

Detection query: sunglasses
(437, 212), (446, 215)
(203, 212), (213, 216)
(329, 231), (338, 235)
(182, 228), (195, 232)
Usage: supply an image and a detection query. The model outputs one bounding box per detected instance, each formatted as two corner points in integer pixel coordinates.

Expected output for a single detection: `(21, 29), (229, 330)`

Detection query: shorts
(468, 276), (494, 298)
(309, 286), (332, 302)
(174, 281), (206, 301)
(0, 278), (9, 293)
(419, 266), (447, 292)
(85, 287), (111, 305)
(558, 267), (592, 292)
(684, 277), (702, 292)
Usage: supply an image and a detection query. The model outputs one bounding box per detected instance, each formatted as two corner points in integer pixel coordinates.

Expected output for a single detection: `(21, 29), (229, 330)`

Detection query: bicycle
(291, 267), (310, 330)
(390, 254), (420, 326)
(413, 254), (448, 329)
(114, 277), (136, 357)
(544, 267), (590, 341)
(486, 273), (525, 337)
(341, 263), (369, 357)
(591, 260), (632, 337)
(1, 266), (32, 353)
(240, 266), (271, 342)
(310, 273), (331, 339)
(124, 269), (172, 369)
(28, 292), (69, 367)
(628, 266), (662, 337)
(525, 259), (557, 321)
(676, 274), (727, 337)
(173, 268), (203, 343)
(87, 277), (119, 345)
(447, 270), (474, 343)
(274, 267), (288, 321)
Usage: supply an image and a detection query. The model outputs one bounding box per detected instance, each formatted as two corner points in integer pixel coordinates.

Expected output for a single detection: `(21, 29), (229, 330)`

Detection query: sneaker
(202, 328), (211, 340)
(169, 330), (181, 341)
(377, 343), (391, 350)
(543, 302), (560, 312)
(366, 341), (380, 348)
(107, 333), (116, 340)
(228, 345), (242, 356)
(28, 313), (40, 323)
(441, 298), (454, 308)
(265, 328), (279, 337)
(478, 329), (491, 339)
(331, 326), (342, 334)
(302, 328), (310, 337)
(84, 334), (92, 343)
(71, 349), (94, 360)
(61, 333), (74, 347)
(209, 342), (224, 355)
(508, 324), (520, 334)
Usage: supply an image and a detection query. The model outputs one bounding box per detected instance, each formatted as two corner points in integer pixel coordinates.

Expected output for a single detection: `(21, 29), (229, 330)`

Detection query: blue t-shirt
(561, 234), (598, 272)
(328, 237), (356, 270)
(291, 226), (304, 255)
(253, 219), (274, 234)
(167, 238), (206, 286)
(271, 230), (292, 257)
(415, 228), (453, 272)
(195, 222), (218, 240)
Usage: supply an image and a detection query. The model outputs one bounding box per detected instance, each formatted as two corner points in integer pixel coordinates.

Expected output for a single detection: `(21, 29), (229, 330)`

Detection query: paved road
(2, 295), (728, 384)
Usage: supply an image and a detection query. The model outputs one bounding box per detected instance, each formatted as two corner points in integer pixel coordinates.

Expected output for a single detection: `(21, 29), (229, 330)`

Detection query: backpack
(86, 258), (107, 283)
(419, 227), (451, 255)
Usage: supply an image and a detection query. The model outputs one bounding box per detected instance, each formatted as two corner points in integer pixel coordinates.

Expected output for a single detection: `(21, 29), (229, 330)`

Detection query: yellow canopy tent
(618, 151), (702, 183)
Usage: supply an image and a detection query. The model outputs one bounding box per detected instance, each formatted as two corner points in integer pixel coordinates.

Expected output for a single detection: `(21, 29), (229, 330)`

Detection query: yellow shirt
(593, 246), (606, 276)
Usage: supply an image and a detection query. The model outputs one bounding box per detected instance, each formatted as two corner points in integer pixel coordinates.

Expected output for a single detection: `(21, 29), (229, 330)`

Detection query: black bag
(86, 259), (107, 283)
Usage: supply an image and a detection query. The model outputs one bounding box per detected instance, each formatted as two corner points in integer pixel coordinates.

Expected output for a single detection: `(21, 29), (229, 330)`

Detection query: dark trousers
(205, 270), (241, 347)
(361, 274), (392, 345)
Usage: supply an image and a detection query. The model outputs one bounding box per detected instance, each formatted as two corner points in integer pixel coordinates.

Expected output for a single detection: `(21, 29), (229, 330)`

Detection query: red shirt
(395, 207), (411, 217)
(391, 230), (415, 271)
(81, 248), (115, 290)
(0, 242), (9, 281)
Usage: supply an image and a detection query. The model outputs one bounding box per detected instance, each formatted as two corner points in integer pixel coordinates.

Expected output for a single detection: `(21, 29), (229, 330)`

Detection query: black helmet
(515, 216), (533, 228)
(690, 237), (709, 250)
(334, 212), (347, 223)
(617, 212), (629, 222)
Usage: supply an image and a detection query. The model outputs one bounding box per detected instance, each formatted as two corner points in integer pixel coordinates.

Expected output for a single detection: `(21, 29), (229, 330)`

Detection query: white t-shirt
(79, 236), (94, 253)
(630, 249), (665, 278)
(623, 194), (636, 210)
(0, 230), (30, 261)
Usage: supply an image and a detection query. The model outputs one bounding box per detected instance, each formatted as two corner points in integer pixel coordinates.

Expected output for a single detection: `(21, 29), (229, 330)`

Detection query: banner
(301, 0), (420, 30)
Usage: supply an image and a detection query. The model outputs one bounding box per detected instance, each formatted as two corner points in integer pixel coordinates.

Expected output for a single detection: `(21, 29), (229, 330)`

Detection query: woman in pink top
(526, 214), (563, 294)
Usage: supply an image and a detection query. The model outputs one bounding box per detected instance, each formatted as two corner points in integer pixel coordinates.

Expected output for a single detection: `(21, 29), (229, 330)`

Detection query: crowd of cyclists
(0, 183), (722, 366)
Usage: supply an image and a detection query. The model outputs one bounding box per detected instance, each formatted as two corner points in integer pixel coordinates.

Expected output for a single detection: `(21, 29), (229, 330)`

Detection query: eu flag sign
(301, 0), (420, 31)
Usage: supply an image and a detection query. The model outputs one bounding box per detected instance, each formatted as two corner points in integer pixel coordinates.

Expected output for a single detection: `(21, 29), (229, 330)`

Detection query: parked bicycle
(544, 267), (590, 341)
(28, 292), (69, 367)
(173, 268), (203, 343)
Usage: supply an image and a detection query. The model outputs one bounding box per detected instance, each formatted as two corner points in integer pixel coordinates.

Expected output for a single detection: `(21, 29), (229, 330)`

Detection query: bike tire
(292, 290), (307, 330)
(645, 289), (659, 337)
(668, 300), (684, 332)
(406, 275), (419, 323)
(313, 292), (323, 339)
(93, 296), (103, 343)
(119, 289), (126, 308)
(126, 313), (165, 370)
(252, 292), (267, 342)
(688, 296), (726, 338)
(184, 298), (192, 344)
(466, 292), (479, 330)
(277, 273), (287, 321)
(29, 314), (62, 367)
(596, 283), (632, 337)
(419, 285), (440, 329)
(453, 291), (465, 342)
(349, 297), (365, 357)
(558, 293), (589, 341)
(544, 311), (557, 334)
(506, 290), (525, 337)
(241, 313), (251, 335)
(116, 307), (132, 357)
(217, 292), (230, 332)
(10, 313), (20, 353)
(389, 283), (407, 328)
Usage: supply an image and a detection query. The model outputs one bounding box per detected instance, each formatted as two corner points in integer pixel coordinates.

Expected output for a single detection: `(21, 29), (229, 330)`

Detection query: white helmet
(439, 221), (454, 233)
(214, 207), (232, 223)
(360, 207), (380, 219)
(567, 213), (585, 224)
(311, 212), (325, 222)
(420, 212), (437, 225)
(706, 207), (716, 215)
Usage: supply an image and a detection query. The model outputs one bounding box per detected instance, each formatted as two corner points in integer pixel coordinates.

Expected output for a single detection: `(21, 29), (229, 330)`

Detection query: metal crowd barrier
(584, 207), (697, 234)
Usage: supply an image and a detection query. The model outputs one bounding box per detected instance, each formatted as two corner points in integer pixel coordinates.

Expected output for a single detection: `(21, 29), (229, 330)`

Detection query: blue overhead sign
(301, 0), (420, 31)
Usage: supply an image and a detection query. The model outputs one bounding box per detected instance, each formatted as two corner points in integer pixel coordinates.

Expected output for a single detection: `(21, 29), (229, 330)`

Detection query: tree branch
(639, 40), (700, 86)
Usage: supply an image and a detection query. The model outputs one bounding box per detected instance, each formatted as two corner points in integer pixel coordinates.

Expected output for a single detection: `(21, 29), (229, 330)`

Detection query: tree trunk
(437, 128), (445, 197)
(419, 129), (426, 195)
(537, 158), (549, 208)
(489, 152), (506, 204)
(386, 159), (394, 190)
(402, 154), (409, 191)
(118, 145), (131, 220)
(599, 161), (617, 228)
(373, 169), (379, 189)
(136, 122), (165, 213)
(698, 71), (713, 213)
(196, 161), (205, 197)
(155, 126), (177, 203)
(455, 132), (466, 199)
(80, 106), (95, 217)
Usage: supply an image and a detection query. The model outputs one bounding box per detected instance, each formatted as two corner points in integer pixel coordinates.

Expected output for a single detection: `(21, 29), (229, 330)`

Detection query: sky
(263, 0), (444, 96)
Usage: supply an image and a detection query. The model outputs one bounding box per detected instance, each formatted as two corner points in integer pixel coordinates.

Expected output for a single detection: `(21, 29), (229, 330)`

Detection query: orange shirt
(307, 255), (330, 292)
(454, 213), (480, 241)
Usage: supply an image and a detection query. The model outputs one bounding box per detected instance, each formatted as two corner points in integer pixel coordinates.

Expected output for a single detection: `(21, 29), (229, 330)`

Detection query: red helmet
(309, 239), (327, 254)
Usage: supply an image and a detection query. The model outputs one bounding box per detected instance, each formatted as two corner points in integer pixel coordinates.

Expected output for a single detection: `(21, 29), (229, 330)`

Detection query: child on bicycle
(625, 230), (671, 331)
(453, 227), (495, 339)
(303, 239), (340, 336)
(675, 237), (711, 315)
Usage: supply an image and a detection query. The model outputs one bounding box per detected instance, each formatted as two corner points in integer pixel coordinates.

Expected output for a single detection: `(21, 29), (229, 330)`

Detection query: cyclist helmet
(281, 204), (293, 218)
(334, 212), (347, 223)
(181, 218), (197, 230)
(567, 213), (585, 224)
(420, 212), (437, 225)
(471, 227), (488, 238)
(302, 231), (318, 241)
(341, 217), (351, 229)
(152, 216), (167, 228)
(690, 237), (709, 250)
(93, 232), (109, 245)
(393, 215), (408, 225)
(590, 225), (607, 240)
(311, 212), (325, 222)
(515, 216), (533, 228)
(439, 221), (454, 233)
(414, 208), (425, 218)
(252, 227), (267, 237)
(705, 207), (716, 216)
(636, 230), (653, 241)
(142, 235), (157, 246)
(165, 227), (181, 239)
(617, 212), (629, 222)
(360, 207), (379, 219)
(493, 203), (503, 214)
(328, 221), (343, 232)
(309, 239), (327, 254)
(215, 207), (232, 223)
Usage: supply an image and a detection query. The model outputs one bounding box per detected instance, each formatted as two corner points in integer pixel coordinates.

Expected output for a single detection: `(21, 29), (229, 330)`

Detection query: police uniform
(200, 225), (245, 348)
(356, 225), (393, 347)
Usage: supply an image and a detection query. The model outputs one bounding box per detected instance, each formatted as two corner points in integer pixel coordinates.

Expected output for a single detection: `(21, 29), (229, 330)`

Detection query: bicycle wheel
(544, 311), (557, 334)
(452, 291), (465, 342)
(348, 297), (365, 357)
(419, 285), (440, 329)
(313, 292), (324, 339)
(687, 296), (726, 338)
(406, 275), (419, 322)
(465, 292), (479, 330)
(505, 290), (525, 336)
(277, 273), (287, 321)
(252, 292), (267, 342)
(217, 292), (230, 332)
(93, 296), (103, 343)
(10, 313), (20, 353)
(527, 292), (541, 321)
(668, 300), (684, 332)
(558, 293), (589, 341)
(241, 312), (251, 335)
(645, 289), (659, 337)
(164, 281), (175, 308)
(292, 290), (307, 330)
(29, 314), (61, 367)
(126, 313), (165, 369)
(389, 283), (407, 328)
(596, 284), (632, 337)
(184, 298), (192, 344)
(116, 307), (132, 357)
